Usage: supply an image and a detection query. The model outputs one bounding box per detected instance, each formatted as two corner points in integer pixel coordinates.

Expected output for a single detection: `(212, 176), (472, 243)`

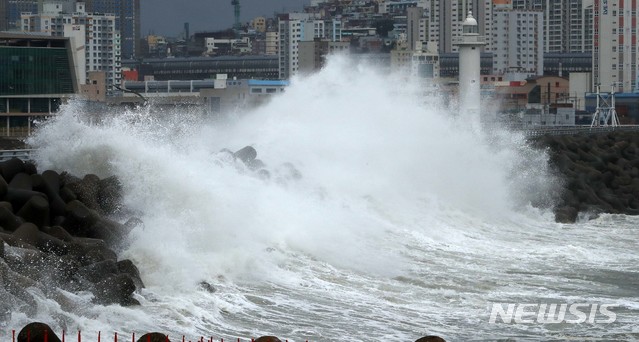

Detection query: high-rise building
(22, 2), (121, 89)
(407, 6), (426, 50)
(5, 0), (38, 30)
(84, 0), (140, 58)
(511, 0), (594, 53)
(278, 13), (340, 79)
(421, 0), (493, 53)
(492, 7), (544, 78)
(593, 0), (639, 92)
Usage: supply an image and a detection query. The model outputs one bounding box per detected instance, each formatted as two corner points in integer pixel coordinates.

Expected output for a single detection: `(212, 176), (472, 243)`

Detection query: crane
(231, 0), (241, 31)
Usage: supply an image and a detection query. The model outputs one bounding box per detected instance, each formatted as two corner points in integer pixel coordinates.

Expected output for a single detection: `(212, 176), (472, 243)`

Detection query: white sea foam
(15, 55), (638, 340)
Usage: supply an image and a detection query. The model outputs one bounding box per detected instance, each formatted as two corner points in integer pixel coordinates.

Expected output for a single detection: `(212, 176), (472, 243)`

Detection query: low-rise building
(0, 33), (77, 137)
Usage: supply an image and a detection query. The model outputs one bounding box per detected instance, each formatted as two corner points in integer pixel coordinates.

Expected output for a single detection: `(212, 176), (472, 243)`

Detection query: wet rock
(118, 259), (145, 289)
(234, 146), (257, 164)
(98, 176), (122, 214)
(17, 322), (62, 342)
(198, 281), (216, 293)
(0, 205), (24, 232)
(415, 337), (446, 342)
(16, 195), (50, 228)
(92, 273), (138, 306)
(535, 132), (639, 222)
(4, 188), (48, 214)
(254, 337), (282, 342)
(136, 333), (169, 342)
(77, 259), (119, 283)
(1, 158), (25, 183)
(9, 173), (33, 190)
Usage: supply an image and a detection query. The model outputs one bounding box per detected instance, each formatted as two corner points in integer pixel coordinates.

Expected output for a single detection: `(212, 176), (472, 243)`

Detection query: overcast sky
(141, 0), (309, 36)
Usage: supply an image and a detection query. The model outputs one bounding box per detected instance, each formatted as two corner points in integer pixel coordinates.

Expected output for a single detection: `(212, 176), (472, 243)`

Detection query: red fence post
(147, 333), (151, 342)
(26, 330), (30, 342)
(98, 331), (101, 342)
(132, 332), (135, 342)
(44, 328), (48, 342)
(12, 330), (15, 342)
(78, 331), (81, 342)
(61, 331), (65, 342)
(114, 332), (118, 342)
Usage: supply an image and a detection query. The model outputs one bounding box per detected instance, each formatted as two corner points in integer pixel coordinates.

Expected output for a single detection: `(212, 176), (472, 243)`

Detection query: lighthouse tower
(454, 11), (486, 117)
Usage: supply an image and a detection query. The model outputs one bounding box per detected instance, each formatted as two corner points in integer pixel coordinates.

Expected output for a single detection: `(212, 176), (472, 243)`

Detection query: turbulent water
(8, 56), (639, 341)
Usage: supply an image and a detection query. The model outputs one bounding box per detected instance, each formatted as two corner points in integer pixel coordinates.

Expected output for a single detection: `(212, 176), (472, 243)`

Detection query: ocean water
(9, 56), (639, 341)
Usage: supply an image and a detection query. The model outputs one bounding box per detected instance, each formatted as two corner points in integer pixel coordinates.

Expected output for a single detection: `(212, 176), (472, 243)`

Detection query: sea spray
(18, 55), (634, 341)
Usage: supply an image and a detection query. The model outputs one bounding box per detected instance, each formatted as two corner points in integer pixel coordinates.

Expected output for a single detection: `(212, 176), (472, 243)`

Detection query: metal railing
(0, 149), (33, 162)
(522, 125), (639, 137)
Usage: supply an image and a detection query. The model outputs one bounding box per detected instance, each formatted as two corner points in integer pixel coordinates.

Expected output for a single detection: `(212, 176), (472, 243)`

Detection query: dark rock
(254, 337), (281, 342)
(136, 333), (169, 342)
(23, 161), (38, 175)
(4, 188), (48, 214)
(9, 173), (33, 190)
(0, 158), (25, 183)
(62, 200), (99, 236)
(69, 238), (117, 265)
(67, 174), (101, 212)
(11, 222), (41, 247)
(118, 259), (144, 289)
(92, 273), (137, 306)
(555, 206), (578, 223)
(16, 195), (50, 228)
(17, 322), (62, 342)
(39, 170), (67, 217)
(247, 158), (266, 171)
(98, 176), (122, 214)
(234, 146), (257, 164)
(415, 337), (446, 342)
(43, 226), (75, 242)
(77, 259), (119, 283)
(124, 217), (144, 231)
(59, 186), (77, 203)
(0, 205), (24, 232)
(198, 281), (215, 293)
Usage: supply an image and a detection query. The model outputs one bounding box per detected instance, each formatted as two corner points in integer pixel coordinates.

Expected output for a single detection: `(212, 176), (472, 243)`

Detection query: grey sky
(141, 0), (309, 36)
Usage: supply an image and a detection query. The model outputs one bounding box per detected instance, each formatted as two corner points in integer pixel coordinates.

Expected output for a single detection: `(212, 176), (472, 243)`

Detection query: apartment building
(492, 7), (544, 78)
(21, 2), (121, 89)
(593, 0), (639, 92)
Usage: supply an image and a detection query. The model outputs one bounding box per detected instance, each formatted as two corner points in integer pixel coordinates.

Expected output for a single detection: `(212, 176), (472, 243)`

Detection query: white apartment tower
(418, 0), (493, 53)
(593, 0), (639, 92)
(511, 0), (594, 53)
(492, 7), (544, 78)
(21, 2), (121, 89)
(278, 13), (338, 79)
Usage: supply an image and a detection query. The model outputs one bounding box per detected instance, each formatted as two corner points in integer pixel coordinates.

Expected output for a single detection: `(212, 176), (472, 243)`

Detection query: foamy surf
(13, 55), (638, 341)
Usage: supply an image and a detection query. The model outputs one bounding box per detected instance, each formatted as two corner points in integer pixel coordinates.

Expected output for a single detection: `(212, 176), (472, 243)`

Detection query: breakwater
(0, 157), (143, 317)
(531, 131), (639, 223)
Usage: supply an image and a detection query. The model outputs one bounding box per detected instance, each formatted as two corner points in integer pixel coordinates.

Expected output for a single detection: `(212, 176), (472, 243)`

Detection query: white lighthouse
(454, 11), (486, 117)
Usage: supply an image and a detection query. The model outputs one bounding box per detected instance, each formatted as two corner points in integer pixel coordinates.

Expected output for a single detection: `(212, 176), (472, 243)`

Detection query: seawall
(531, 131), (639, 223)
